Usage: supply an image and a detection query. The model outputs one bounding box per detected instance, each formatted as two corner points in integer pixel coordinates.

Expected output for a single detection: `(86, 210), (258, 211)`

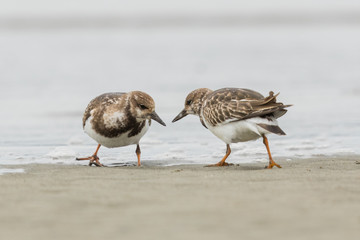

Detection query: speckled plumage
(173, 87), (291, 168)
(202, 88), (289, 128)
(77, 91), (166, 167)
(83, 92), (148, 140)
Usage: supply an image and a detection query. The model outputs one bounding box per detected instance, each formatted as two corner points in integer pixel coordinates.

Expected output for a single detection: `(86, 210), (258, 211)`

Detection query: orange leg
(206, 144), (233, 167)
(262, 136), (281, 169)
(76, 144), (103, 167)
(136, 144), (141, 166)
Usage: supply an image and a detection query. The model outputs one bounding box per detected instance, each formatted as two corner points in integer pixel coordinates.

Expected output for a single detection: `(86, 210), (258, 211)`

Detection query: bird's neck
(194, 90), (212, 116)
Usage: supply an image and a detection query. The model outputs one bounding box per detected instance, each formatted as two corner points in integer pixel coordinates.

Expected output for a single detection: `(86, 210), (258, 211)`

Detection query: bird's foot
(265, 162), (282, 169)
(205, 162), (234, 167)
(76, 155), (104, 167)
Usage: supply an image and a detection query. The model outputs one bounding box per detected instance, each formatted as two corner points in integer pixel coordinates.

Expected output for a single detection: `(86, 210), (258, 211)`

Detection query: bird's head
(172, 88), (212, 123)
(130, 91), (166, 126)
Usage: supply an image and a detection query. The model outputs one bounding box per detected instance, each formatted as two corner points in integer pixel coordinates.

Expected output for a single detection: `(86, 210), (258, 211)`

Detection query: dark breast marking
(93, 105), (146, 138)
(85, 93), (146, 139)
(128, 120), (146, 138)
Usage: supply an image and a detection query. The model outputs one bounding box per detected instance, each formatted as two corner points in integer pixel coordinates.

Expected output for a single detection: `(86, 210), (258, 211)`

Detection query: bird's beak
(150, 111), (166, 126)
(172, 109), (188, 123)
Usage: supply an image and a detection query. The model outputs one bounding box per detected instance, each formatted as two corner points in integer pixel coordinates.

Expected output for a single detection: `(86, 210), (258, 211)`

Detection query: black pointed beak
(172, 109), (188, 123)
(150, 111), (166, 126)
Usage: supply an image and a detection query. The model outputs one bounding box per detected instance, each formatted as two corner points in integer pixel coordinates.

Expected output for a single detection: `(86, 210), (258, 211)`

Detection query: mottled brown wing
(203, 88), (290, 126)
(82, 92), (125, 127)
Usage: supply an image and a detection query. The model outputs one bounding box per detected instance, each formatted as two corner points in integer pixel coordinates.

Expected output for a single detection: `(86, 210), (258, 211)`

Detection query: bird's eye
(139, 104), (148, 110)
(186, 100), (192, 105)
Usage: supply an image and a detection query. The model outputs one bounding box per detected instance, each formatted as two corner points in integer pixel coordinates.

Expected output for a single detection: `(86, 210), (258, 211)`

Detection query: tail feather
(272, 105), (292, 119)
(273, 109), (287, 119)
(257, 123), (286, 135)
(260, 91), (279, 105)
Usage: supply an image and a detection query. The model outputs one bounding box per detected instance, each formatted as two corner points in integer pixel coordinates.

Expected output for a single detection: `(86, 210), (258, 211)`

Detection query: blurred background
(1, 0), (360, 166)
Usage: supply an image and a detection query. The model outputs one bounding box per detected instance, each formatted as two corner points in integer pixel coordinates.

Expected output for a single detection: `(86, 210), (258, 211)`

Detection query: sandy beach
(2, 1), (360, 240)
(0, 157), (359, 240)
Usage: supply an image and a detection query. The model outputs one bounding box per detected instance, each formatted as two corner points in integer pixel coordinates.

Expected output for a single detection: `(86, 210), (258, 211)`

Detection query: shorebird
(173, 88), (291, 168)
(77, 91), (166, 167)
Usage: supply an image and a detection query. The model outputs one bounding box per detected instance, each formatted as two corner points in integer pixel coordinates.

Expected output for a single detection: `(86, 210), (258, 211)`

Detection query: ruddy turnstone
(76, 91), (166, 167)
(173, 88), (291, 168)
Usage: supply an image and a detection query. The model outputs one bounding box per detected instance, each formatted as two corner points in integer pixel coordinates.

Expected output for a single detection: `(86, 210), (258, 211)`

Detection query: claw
(205, 144), (232, 167)
(89, 156), (103, 167)
(77, 154), (104, 167)
(262, 136), (282, 170)
(76, 144), (103, 167)
(265, 162), (282, 169)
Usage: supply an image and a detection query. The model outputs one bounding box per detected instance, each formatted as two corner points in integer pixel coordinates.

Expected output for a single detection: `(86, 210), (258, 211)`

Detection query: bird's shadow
(105, 162), (137, 167)
(234, 164), (271, 171)
(91, 162), (276, 170)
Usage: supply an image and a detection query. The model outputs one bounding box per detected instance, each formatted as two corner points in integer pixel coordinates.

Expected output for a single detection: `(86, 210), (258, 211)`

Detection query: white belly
(204, 117), (277, 144)
(84, 117), (150, 148)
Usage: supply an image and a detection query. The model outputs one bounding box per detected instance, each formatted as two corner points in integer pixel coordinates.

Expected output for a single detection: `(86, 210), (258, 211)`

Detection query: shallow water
(1, 21), (360, 168)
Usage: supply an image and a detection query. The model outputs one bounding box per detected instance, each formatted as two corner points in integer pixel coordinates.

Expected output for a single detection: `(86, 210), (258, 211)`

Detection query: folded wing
(203, 89), (292, 126)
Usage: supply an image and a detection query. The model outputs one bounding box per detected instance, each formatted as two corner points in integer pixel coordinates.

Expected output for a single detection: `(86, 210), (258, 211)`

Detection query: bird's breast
(84, 116), (150, 148)
(204, 119), (262, 144)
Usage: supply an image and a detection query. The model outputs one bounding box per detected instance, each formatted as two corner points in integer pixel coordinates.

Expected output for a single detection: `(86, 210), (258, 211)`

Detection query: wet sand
(1, 157), (360, 240)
